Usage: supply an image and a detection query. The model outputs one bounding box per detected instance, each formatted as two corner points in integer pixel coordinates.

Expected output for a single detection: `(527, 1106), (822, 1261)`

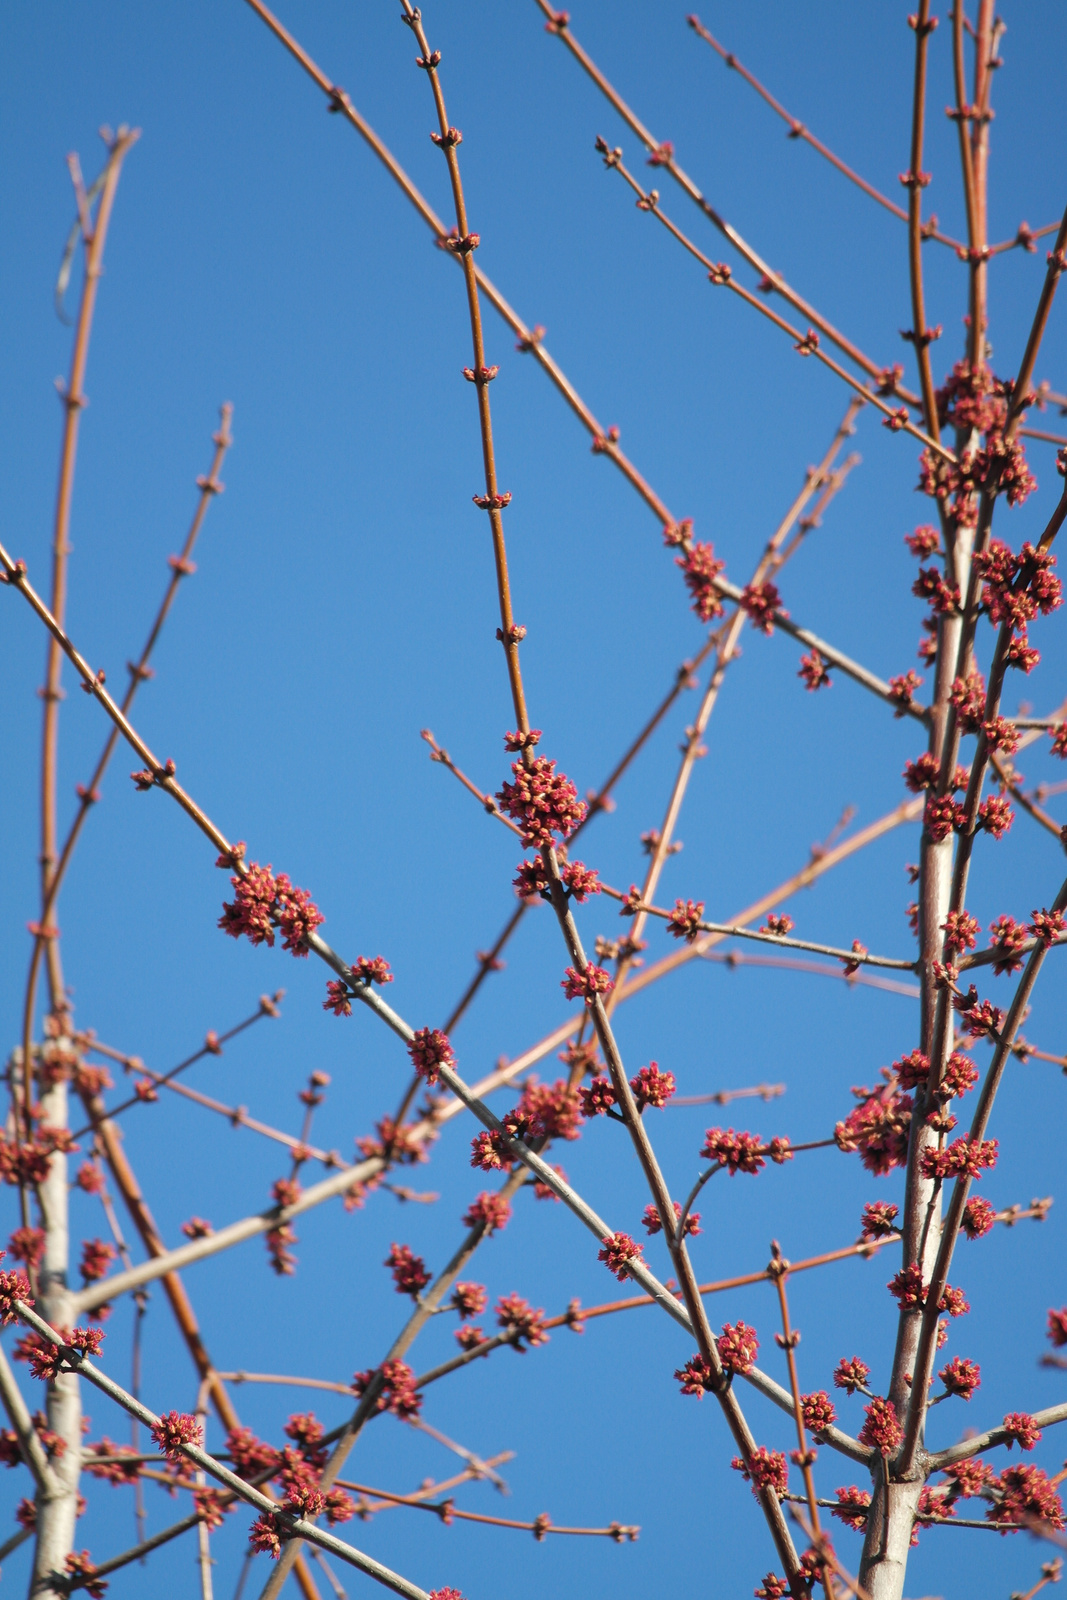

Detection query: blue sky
(2, 3), (1066, 1597)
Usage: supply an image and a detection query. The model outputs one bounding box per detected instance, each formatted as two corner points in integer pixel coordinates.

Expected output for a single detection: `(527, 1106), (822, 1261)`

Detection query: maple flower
(740, 580), (785, 633)
(903, 752), (939, 791)
(939, 1356), (981, 1400)
(888, 1265), (927, 1311)
(83, 1438), (142, 1486)
(676, 541), (726, 622)
(701, 1127), (765, 1175)
(831, 1486), (871, 1531)
(760, 913), (794, 936)
(642, 1200), (700, 1237)
(188, 1490), (231, 1537)
(428, 1589), (466, 1600)
(455, 1325), (486, 1352)
(941, 910), (980, 955)
(561, 962), (614, 1004)
(496, 756), (587, 847)
(561, 859), (601, 901)
(408, 1027), (455, 1085)
(630, 1062), (676, 1110)
(834, 1084), (912, 1174)
(150, 1411), (203, 1463)
(513, 856), (550, 900)
(731, 1446), (788, 1497)
(801, 1391), (837, 1432)
(798, 649), (832, 690)
(924, 794), (965, 841)
(65, 1551), (107, 1600)
(889, 670), (925, 713)
(1002, 1412), (1042, 1451)
(954, 991), (1004, 1039)
(352, 955), (392, 985)
(579, 1077), (617, 1117)
(470, 1130), (513, 1173)
(982, 715), (1020, 755)
(248, 1509), (286, 1558)
(666, 899), (704, 942)
(79, 1238), (116, 1285)
(943, 1458), (994, 1499)
(962, 1196), (997, 1239)
(987, 1464), (1064, 1533)
(517, 1077), (584, 1141)
(940, 1284), (970, 1318)
(675, 1355), (716, 1396)
(754, 1577), (790, 1600)
(461, 1192), (512, 1234)
(351, 1358), (422, 1419)
(913, 567), (960, 613)
(1030, 907), (1066, 947)
(385, 1243), (431, 1299)
(1050, 723), (1067, 759)
(1047, 1308), (1067, 1348)
(495, 1293), (549, 1350)
(988, 915), (1028, 975)
(977, 795), (1014, 838)
(860, 1201), (900, 1240)
(859, 1396), (903, 1457)
(451, 1282), (487, 1317)
(717, 1321), (759, 1375)
(598, 1232), (643, 1280)
(906, 525), (941, 557)
(7, 1227), (45, 1270)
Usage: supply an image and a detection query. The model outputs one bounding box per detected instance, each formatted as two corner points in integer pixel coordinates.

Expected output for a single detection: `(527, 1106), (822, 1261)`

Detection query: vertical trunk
(31, 1071), (81, 1599)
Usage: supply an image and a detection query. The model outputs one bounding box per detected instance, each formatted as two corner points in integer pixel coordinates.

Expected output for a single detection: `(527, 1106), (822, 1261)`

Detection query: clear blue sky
(2, 3), (1066, 1597)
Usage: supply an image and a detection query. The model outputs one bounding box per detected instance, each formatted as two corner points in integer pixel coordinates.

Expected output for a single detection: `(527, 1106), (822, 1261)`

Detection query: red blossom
(860, 1201), (900, 1240)
(799, 649), (832, 689)
(943, 1457), (994, 1498)
(532, 1163), (567, 1200)
(248, 1509), (286, 1558)
(455, 1325), (486, 1352)
(1005, 629), (1040, 672)
(700, 1127), (765, 1175)
(666, 898), (704, 942)
(1030, 908), (1066, 947)
(905, 526), (941, 557)
(889, 669), (925, 714)
(754, 1577), (790, 1600)
(598, 1232), (643, 1280)
(833, 1357), (871, 1396)
(801, 1391), (837, 1432)
(888, 1264), (927, 1311)
(940, 1284), (970, 1318)
(988, 915), (1028, 975)
(579, 1077), (617, 1117)
(950, 669), (987, 733)
(912, 568), (959, 614)
(675, 1354), (716, 1396)
(495, 1293), (549, 1350)
(962, 1196), (997, 1238)
(79, 1238), (116, 1285)
(352, 955), (393, 985)
(1048, 1308), (1067, 1347)
(1050, 723), (1067, 759)
(461, 1192), (512, 1234)
(922, 1135), (998, 1180)
(351, 1358), (422, 1419)
(717, 1321), (759, 1374)
(562, 859), (601, 901)
(760, 913), (794, 936)
(385, 1243), (431, 1299)
(151, 1411), (203, 1462)
(470, 1130), (513, 1173)
(408, 1027), (455, 1085)
(843, 939), (868, 975)
(941, 910), (979, 955)
(1002, 1412), (1042, 1451)
(642, 1200), (700, 1237)
(903, 753), (939, 791)
(982, 716), (1019, 755)
(938, 1052), (979, 1100)
(924, 794), (965, 841)
(859, 1396), (903, 1457)
(676, 542), (726, 622)
(977, 795), (1014, 838)
(630, 1062), (676, 1110)
(218, 862), (322, 955)
(939, 1356), (981, 1400)
(7, 1227), (45, 1270)
(503, 729), (541, 752)
(831, 1486), (871, 1531)
(226, 1427), (281, 1480)
(894, 1049), (930, 1090)
(731, 1446), (788, 1496)
(517, 1077), (584, 1140)
(451, 1282), (487, 1317)
(194, 1487), (233, 1530)
(65, 1551), (107, 1599)
(429, 1590), (466, 1600)
(740, 580), (785, 633)
(513, 857), (550, 899)
(835, 1084), (912, 1175)
(561, 962), (614, 1004)
(496, 757), (587, 847)
(987, 1464), (1064, 1533)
